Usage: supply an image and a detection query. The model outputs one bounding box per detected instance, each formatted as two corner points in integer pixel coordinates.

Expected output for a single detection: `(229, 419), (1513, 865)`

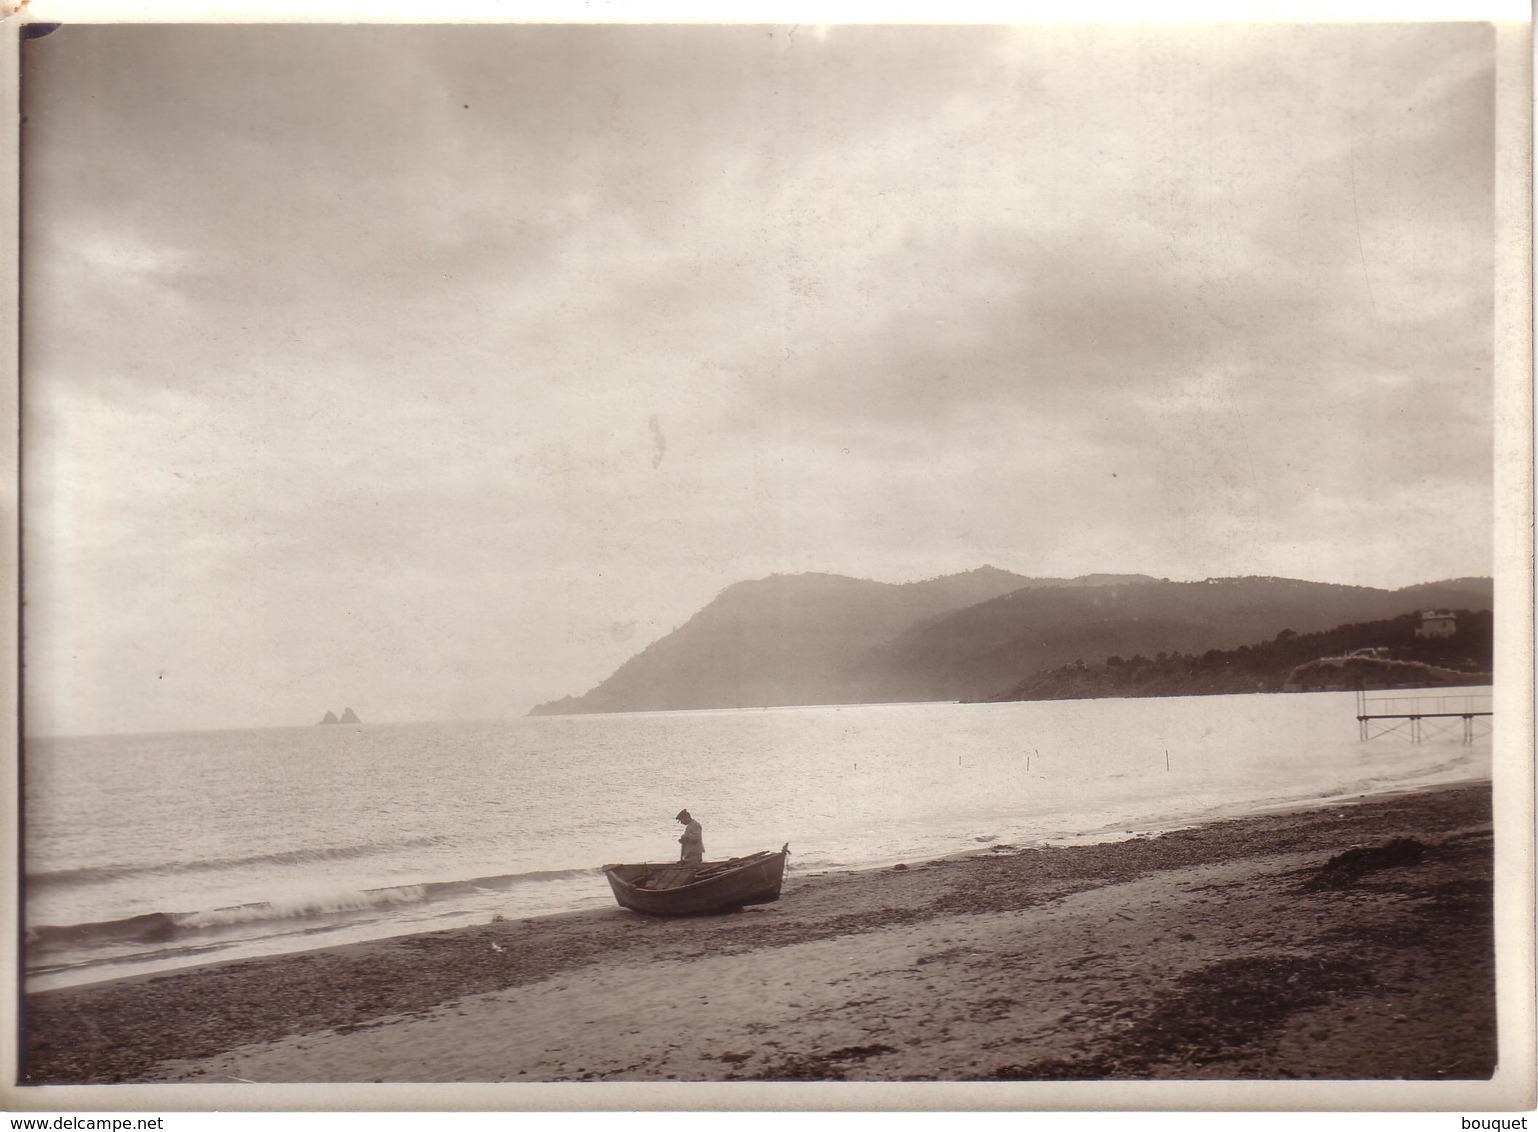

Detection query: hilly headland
(530, 571), (1493, 715)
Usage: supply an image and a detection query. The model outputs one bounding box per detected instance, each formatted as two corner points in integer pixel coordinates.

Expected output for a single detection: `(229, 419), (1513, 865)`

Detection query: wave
(26, 835), (454, 889)
(25, 864), (602, 956)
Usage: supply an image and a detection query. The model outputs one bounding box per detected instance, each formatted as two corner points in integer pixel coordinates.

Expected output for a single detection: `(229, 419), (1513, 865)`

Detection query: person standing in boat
(676, 809), (704, 864)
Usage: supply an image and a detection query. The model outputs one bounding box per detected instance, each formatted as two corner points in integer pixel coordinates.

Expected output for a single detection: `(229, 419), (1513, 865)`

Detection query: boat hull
(603, 849), (788, 915)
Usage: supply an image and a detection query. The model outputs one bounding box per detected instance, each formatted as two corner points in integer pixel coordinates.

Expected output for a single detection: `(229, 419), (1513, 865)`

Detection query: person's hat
(676, 809), (691, 821)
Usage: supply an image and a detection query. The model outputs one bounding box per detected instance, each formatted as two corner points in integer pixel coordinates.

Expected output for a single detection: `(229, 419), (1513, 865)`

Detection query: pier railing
(1355, 690), (1492, 744)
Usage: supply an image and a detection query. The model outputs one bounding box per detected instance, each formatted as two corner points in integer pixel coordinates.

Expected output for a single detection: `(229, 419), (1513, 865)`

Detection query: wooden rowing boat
(602, 845), (789, 915)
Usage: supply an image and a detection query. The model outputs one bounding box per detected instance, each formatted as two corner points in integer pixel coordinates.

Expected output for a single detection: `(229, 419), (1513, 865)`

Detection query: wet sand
(23, 783), (1496, 1086)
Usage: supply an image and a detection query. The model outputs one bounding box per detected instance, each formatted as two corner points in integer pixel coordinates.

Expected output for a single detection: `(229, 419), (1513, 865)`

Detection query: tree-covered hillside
(986, 610), (1493, 702)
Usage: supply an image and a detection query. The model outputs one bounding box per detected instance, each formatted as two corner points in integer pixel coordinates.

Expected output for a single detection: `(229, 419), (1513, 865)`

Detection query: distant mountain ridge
(849, 575), (1495, 705)
(528, 570), (1493, 716)
(531, 566), (1067, 715)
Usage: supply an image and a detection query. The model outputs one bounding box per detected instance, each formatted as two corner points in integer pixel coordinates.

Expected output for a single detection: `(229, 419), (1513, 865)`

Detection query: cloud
(20, 22), (1500, 733)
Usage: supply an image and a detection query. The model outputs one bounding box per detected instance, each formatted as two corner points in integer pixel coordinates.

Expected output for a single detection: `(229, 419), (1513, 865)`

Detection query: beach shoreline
(22, 782), (1497, 1087)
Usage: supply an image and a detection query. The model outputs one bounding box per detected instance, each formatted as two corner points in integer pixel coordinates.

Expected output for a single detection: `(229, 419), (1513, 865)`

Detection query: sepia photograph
(7, 6), (1532, 1114)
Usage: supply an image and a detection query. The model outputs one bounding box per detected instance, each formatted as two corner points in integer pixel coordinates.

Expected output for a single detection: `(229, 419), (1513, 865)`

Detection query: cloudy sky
(21, 21), (1499, 735)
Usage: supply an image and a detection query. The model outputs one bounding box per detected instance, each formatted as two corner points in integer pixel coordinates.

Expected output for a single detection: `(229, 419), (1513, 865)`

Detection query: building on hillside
(1415, 610), (1457, 639)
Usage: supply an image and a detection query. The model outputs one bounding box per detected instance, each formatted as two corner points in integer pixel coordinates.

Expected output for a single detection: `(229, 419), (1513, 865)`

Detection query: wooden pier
(1355, 690), (1492, 744)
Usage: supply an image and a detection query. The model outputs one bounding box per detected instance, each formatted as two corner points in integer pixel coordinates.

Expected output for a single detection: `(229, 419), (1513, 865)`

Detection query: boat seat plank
(645, 865), (703, 891)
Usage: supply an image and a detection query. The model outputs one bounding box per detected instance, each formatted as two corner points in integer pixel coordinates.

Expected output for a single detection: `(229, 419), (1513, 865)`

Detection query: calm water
(24, 689), (1491, 989)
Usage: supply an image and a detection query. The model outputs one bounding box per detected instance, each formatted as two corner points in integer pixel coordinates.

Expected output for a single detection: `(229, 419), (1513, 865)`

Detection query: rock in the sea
(339, 707), (361, 724)
(319, 710), (341, 725)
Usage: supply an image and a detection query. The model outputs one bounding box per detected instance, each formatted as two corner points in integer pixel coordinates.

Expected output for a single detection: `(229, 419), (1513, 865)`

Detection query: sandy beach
(23, 783), (1496, 1087)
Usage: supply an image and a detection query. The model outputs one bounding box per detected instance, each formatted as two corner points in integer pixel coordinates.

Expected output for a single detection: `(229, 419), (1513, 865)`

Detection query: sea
(24, 688), (1492, 991)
